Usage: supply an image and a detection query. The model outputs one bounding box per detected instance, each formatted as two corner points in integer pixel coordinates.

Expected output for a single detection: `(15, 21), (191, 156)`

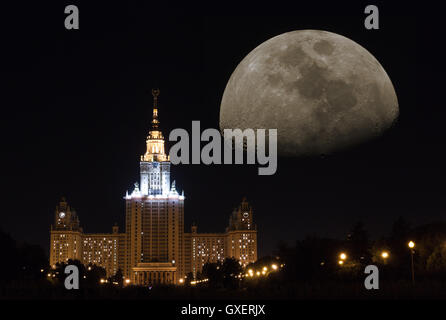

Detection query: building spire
(141, 88), (168, 163)
(151, 88), (160, 129)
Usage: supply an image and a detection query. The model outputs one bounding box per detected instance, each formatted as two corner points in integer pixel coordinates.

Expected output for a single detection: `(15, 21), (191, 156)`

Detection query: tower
(226, 197), (257, 267)
(140, 89), (170, 196)
(185, 197), (258, 278)
(125, 89), (185, 285)
(53, 196), (80, 231)
(228, 197), (254, 231)
(49, 197), (82, 267)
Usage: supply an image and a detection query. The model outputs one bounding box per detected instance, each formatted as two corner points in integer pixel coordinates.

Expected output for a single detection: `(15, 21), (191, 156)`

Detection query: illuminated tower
(125, 89), (185, 285)
(49, 198), (125, 276)
(49, 197), (82, 267)
(140, 89), (170, 196)
(226, 197), (257, 267)
(53, 197), (80, 231)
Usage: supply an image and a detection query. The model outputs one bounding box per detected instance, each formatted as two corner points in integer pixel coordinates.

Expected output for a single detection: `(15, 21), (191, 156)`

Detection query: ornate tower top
(151, 88), (160, 130)
(227, 197), (254, 231)
(152, 88), (160, 103)
(141, 88), (169, 162)
(54, 197), (80, 231)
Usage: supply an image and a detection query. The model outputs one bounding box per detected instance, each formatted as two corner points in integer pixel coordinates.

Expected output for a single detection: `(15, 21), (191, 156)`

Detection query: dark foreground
(2, 279), (446, 300)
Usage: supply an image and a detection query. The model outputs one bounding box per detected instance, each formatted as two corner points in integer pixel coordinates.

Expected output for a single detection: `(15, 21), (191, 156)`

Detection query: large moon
(220, 30), (398, 156)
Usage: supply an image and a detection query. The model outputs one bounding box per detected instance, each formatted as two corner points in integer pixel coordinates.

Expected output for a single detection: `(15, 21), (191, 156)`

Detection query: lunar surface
(220, 30), (399, 156)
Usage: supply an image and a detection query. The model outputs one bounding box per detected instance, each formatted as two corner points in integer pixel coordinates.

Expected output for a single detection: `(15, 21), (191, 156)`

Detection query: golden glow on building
(141, 89), (169, 163)
(184, 197), (258, 279)
(49, 199), (125, 277)
(49, 89), (258, 284)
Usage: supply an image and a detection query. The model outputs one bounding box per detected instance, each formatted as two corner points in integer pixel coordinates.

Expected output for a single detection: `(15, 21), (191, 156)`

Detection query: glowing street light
(408, 240), (415, 284)
(338, 260), (344, 265)
(263, 266), (268, 272)
(179, 278), (184, 284)
(381, 251), (389, 259)
(339, 253), (347, 260)
(125, 278), (131, 285)
(271, 264), (278, 270)
(256, 271), (261, 276)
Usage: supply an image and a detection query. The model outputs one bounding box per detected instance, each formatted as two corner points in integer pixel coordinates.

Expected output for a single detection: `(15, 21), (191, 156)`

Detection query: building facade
(49, 198), (126, 277)
(185, 197), (258, 279)
(49, 89), (257, 284)
(123, 89), (184, 284)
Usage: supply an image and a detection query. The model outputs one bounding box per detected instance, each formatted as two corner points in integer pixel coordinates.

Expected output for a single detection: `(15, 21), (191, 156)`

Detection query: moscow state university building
(50, 90), (258, 285)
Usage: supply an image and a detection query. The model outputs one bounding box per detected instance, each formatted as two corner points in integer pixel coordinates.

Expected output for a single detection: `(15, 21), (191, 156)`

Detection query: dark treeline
(1, 217), (446, 299)
(273, 218), (446, 283)
(0, 228), (47, 289)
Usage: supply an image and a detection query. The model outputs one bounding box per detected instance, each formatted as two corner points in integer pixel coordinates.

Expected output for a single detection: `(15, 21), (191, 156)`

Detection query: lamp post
(337, 252), (347, 266)
(381, 251), (389, 264)
(408, 241), (415, 285)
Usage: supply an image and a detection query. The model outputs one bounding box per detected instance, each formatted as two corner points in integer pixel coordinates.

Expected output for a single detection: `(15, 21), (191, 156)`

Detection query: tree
(17, 243), (48, 281)
(185, 272), (194, 286)
(347, 221), (370, 263)
(294, 236), (341, 280)
(201, 262), (223, 287)
(196, 271), (204, 281)
(85, 263), (107, 286)
(391, 216), (411, 241)
(221, 258), (243, 289)
(109, 268), (124, 287)
(0, 229), (19, 285)
(274, 240), (298, 282)
(426, 246), (446, 274)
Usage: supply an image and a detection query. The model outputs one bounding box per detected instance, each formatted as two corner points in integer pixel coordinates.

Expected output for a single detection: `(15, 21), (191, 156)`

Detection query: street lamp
(381, 251), (389, 259)
(339, 253), (347, 260)
(408, 241), (415, 285)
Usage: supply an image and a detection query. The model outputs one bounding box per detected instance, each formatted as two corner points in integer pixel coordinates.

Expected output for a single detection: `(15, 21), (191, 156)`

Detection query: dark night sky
(0, 3), (443, 257)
